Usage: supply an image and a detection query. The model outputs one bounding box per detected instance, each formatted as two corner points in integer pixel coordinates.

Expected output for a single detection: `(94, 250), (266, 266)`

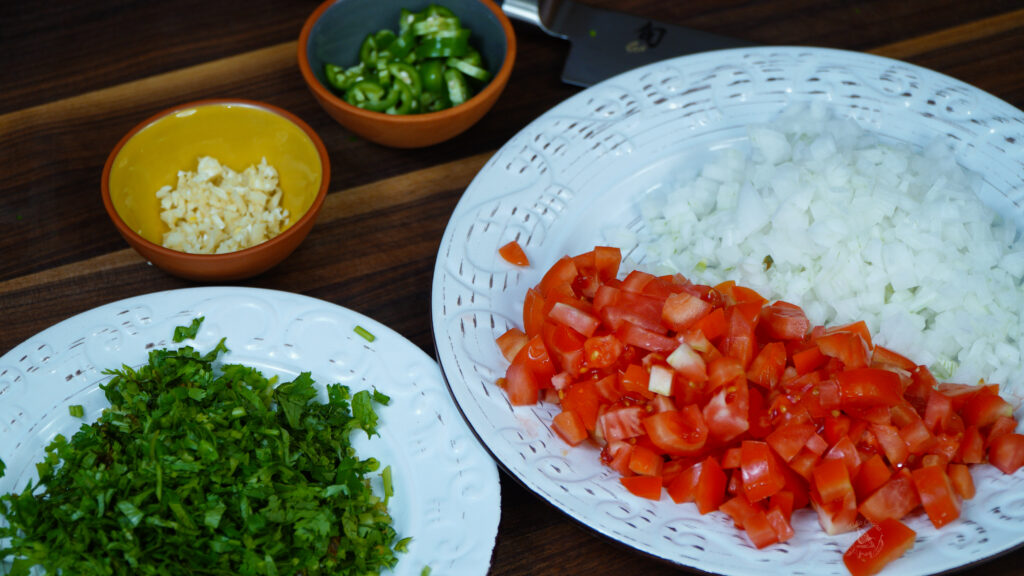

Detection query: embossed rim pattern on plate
(430, 46), (1024, 575)
(0, 287), (500, 576)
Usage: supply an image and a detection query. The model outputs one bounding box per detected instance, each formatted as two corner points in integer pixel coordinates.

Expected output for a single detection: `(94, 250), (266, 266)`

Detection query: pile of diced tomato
(496, 245), (1024, 576)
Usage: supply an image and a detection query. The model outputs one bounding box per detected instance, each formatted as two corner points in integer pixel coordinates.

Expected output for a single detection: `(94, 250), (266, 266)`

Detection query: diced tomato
(498, 240), (530, 266)
(836, 368), (902, 409)
(583, 334), (623, 369)
(619, 363), (652, 399)
(741, 441), (786, 503)
(662, 291), (712, 332)
(824, 436), (863, 477)
(552, 410), (588, 446)
(747, 341), (787, 389)
(504, 359), (539, 405)
(870, 345), (916, 373)
(843, 518), (915, 576)
(744, 509), (779, 549)
(599, 405), (647, 442)
(692, 307), (728, 341)
(719, 495), (759, 531)
(601, 440), (634, 476)
(496, 328), (528, 362)
(761, 301), (810, 341)
(858, 469), (920, 524)
(537, 256), (578, 298)
(666, 343), (708, 385)
(592, 246), (621, 281)
(988, 416), (1019, 444)
(704, 378), (751, 443)
(561, 379), (602, 432)
(616, 321), (678, 353)
(853, 454), (892, 501)
(962, 389), (1014, 428)
(811, 490), (859, 535)
(694, 456), (727, 514)
(502, 251), (1023, 567)
(766, 505), (795, 543)
(629, 444), (665, 477)
(549, 302), (600, 337)
(813, 457), (854, 504)
(720, 307), (757, 368)
(643, 405), (708, 456)
(620, 475), (663, 500)
(766, 421), (817, 462)
(815, 331), (870, 369)
(989, 433), (1024, 474)
(522, 288), (547, 338)
(948, 463), (976, 500)
(792, 345), (829, 375)
(911, 464), (961, 529)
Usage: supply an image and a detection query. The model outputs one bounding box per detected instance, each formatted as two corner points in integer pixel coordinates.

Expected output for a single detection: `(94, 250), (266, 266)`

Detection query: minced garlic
(157, 156), (290, 254)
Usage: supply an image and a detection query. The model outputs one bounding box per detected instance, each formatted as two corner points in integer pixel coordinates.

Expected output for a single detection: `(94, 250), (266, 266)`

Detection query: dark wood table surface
(3, 1), (1024, 574)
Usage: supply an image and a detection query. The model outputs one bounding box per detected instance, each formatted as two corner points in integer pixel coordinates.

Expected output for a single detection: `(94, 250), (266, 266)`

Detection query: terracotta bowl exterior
(102, 100), (330, 281)
(298, 0), (516, 148)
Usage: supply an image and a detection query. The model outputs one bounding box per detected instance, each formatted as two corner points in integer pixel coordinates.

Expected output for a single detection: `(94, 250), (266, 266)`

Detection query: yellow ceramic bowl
(102, 100), (330, 281)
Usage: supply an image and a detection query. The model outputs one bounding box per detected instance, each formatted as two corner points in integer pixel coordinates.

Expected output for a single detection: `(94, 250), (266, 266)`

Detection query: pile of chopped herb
(0, 318), (406, 576)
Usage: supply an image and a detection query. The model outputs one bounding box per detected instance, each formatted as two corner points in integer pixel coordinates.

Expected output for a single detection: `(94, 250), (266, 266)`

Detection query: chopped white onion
(623, 104), (1024, 393)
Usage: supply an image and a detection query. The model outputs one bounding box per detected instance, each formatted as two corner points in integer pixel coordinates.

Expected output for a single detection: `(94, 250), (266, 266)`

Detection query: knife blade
(502, 0), (754, 87)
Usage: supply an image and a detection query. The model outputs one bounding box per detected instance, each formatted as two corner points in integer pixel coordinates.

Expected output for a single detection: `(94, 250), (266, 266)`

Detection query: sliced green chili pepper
(446, 56), (491, 82)
(323, 4), (491, 115)
(419, 59), (445, 94)
(414, 30), (470, 59)
(444, 67), (468, 106)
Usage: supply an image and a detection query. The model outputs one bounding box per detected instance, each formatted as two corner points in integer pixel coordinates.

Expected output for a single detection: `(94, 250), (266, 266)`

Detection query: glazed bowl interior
(107, 102), (324, 246)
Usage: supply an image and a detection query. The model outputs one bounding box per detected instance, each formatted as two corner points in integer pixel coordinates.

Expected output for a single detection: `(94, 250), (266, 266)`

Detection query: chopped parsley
(0, 319), (405, 575)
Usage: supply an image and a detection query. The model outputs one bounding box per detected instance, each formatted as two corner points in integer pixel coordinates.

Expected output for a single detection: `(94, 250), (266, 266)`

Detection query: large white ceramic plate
(0, 287), (500, 576)
(431, 47), (1024, 575)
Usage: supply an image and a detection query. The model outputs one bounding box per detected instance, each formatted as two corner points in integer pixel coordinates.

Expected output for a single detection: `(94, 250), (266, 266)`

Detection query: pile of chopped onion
(615, 102), (1024, 392)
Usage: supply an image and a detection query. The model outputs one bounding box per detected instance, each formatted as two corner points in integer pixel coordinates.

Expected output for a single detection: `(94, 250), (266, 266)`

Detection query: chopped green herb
(0, 326), (403, 575)
(421, 566), (432, 576)
(763, 254), (774, 271)
(589, 29), (597, 37)
(354, 325), (377, 342)
(67, 404), (84, 418)
(172, 316), (204, 342)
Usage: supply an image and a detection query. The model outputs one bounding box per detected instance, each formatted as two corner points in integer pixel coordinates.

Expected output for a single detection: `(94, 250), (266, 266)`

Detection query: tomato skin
(988, 433), (1024, 475)
(948, 463), (976, 500)
(599, 405), (647, 443)
(552, 410), (588, 446)
(843, 518), (916, 576)
(694, 456), (727, 514)
(504, 359), (539, 405)
(813, 457), (854, 504)
(740, 441), (786, 503)
(911, 464), (961, 529)
(836, 368), (903, 408)
(537, 256), (579, 298)
(747, 341), (786, 389)
(496, 328), (528, 362)
(766, 421), (817, 462)
(628, 445), (665, 477)
(962, 390), (1014, 428)
(522, 288), (547, 338)
(498, 240), (530, 266)
(561, 379), (602, 432)
(853, 454), (892, 502)
(620, 475), (663, 500)
(761, 301), (810, 341)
